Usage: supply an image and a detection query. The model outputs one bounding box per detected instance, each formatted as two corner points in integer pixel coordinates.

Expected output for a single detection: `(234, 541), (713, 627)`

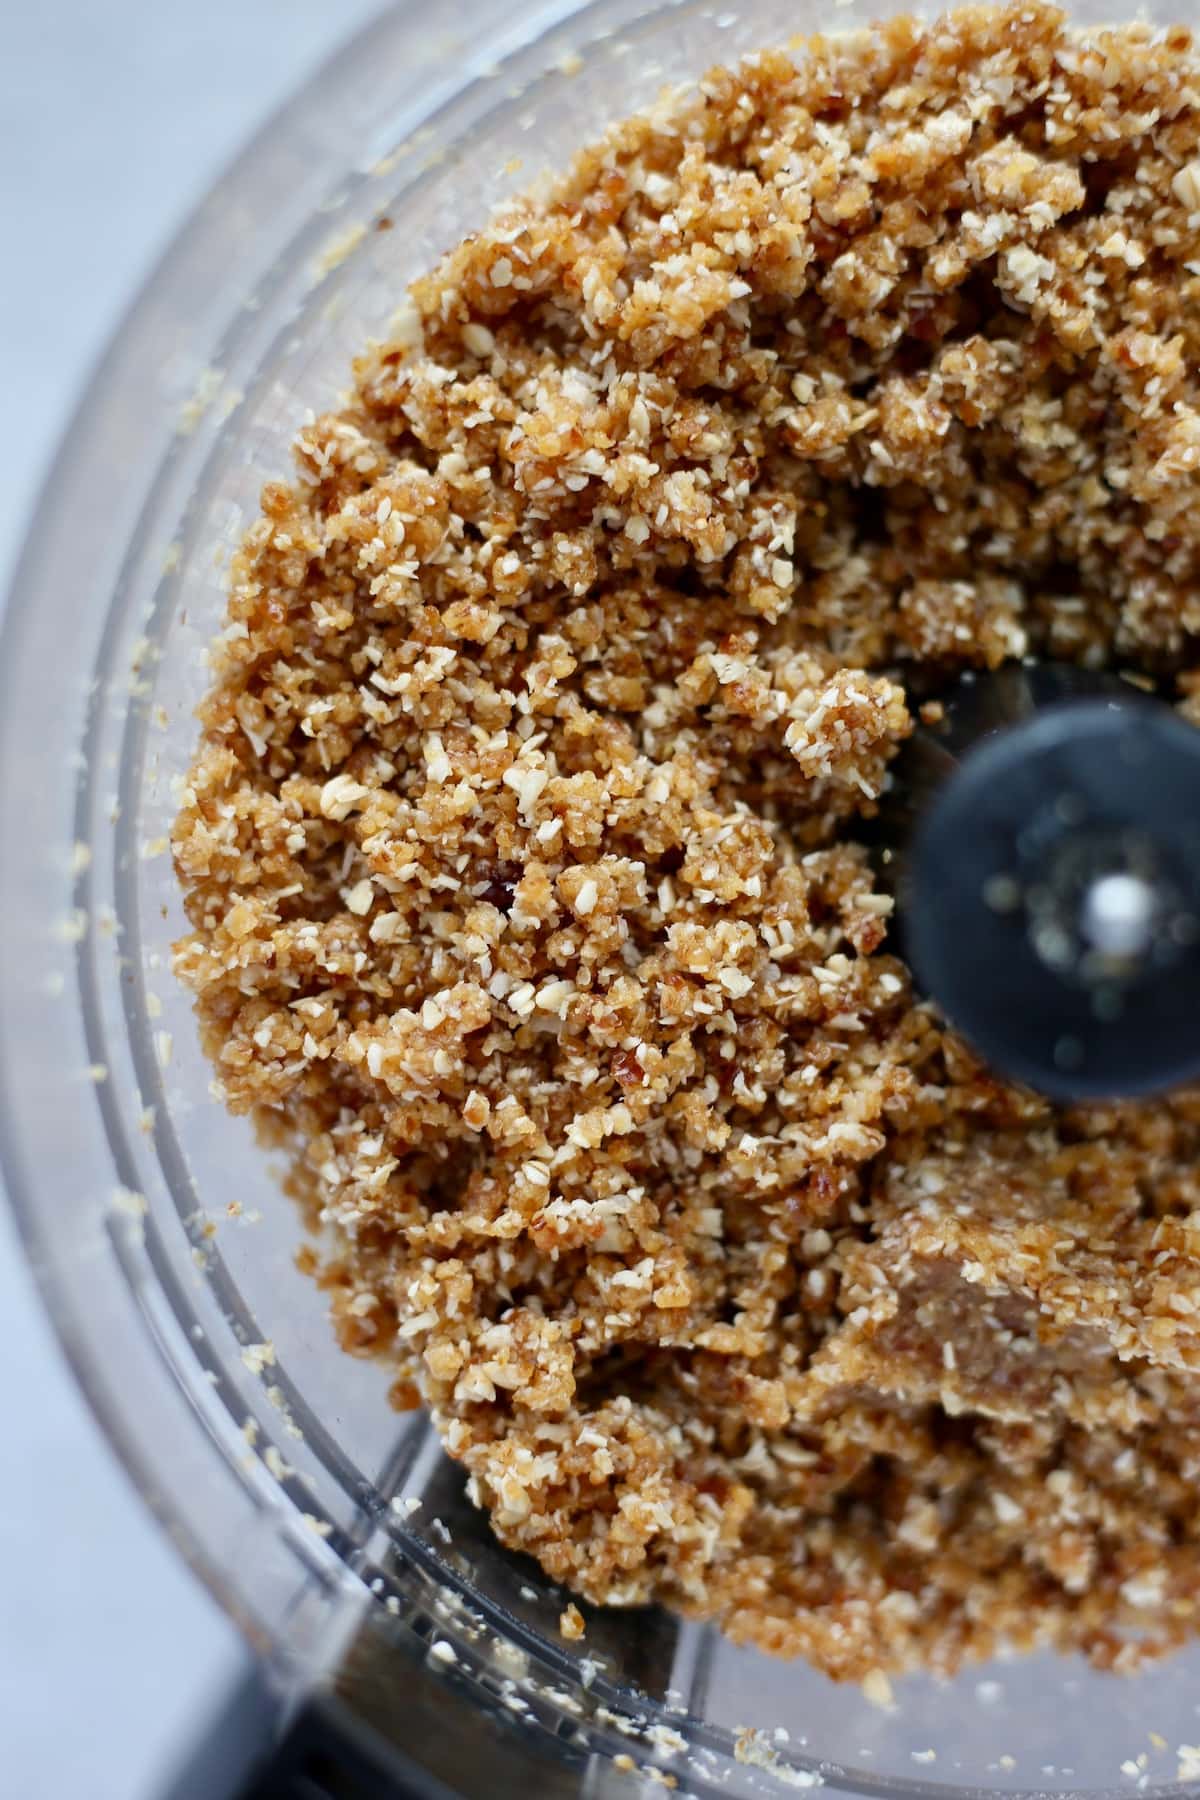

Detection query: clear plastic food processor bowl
(3, 2), (1199, 1795)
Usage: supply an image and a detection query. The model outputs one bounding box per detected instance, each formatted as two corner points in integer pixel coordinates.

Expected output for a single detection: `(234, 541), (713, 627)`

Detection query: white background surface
(0, 4), (383, 1795)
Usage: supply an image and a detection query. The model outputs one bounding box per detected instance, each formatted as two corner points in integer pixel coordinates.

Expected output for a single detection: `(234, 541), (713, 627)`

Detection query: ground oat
(174, 2), (1200, 1679)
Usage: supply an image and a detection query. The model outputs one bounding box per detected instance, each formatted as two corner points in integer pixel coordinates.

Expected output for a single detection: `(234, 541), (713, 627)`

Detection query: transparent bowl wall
(3, 1), (1199, 1795)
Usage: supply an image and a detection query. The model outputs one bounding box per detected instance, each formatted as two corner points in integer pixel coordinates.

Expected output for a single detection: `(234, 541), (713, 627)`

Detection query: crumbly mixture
(173, 3), (1200, 1680)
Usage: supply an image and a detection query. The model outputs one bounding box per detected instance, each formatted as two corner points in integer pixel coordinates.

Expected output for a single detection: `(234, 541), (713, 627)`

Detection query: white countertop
(0, 5), (383, 1795)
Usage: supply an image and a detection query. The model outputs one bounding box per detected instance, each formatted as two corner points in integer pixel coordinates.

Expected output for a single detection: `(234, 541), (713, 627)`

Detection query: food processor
(5, 1), (1200, 1795)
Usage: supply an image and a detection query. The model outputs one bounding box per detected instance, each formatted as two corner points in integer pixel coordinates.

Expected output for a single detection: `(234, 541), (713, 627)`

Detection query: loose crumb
(264, 1445), (293, 1481)
(1178, 1745), (1200, 1781)
(174, 3), (1200, 1684)
(735, 1727), (822, 1788)
(861, 1670), (895, 1711)
(560, 1602), (586, 1641)
(58, 909), (88, 944)
(111, 1186), (148, 1219)
(177, 367), (225, 437)
(315, 222), (367, 280)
